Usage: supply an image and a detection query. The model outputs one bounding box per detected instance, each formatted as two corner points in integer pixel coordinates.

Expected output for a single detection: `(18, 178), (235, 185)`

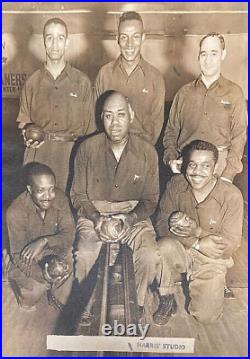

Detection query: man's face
(186, 150), (216, 191)
(118, 19), (144, 63)
(102, 94), (133, 144)
(28, 174), (56, 211)
(44, 22), (68, 61)
(199, 36), (225, 79)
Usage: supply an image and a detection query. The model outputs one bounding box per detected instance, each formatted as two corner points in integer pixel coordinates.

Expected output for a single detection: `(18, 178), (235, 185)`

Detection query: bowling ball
(25, 124), (45, 142)
(100, 217), (124, 242)
(42, 255), (70, 284)
(169, 211), (192, 227)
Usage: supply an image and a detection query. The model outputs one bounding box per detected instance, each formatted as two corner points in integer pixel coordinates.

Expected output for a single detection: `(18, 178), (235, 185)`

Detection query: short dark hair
(25, 162), (56, 186)
(182, 140), (219, 170)
(43, 17), (68, 39)
(118, 11), (143, 30)
(199, 32), (225, 51)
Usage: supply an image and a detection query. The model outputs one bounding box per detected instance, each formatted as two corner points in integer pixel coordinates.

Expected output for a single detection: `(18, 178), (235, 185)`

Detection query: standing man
(71, 91), (160, 322)
(6, 163), (75, 310)
(154, 140), (243, 325)
(95, 11), (165, 145)
(163, 33), (247, 183)
(17, 17), (95, 191)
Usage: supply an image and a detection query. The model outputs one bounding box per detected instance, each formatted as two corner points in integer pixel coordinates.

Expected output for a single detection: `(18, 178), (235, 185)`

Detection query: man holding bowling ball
(17, 17), (95, 191)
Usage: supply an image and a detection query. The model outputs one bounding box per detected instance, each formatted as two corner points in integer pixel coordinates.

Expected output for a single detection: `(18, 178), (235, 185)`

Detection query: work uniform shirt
(163, 76), (247, 181)
(95, 56), (165, 145)
(156, 174), (243, 259)
(17, 62), (95, 137)
(6, 188), (75, 257)
(16, 62), (95, 190)
(71, 133), (159, 222)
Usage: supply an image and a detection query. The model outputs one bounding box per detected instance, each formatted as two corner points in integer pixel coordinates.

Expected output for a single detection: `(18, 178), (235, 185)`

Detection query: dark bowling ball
(25, 124), (45, 142)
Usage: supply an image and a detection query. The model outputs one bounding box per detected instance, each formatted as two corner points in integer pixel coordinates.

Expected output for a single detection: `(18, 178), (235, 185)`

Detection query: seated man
(71, 90), (161, 322)
(154, 140), (243, 325)
(6, 163), (75, 310)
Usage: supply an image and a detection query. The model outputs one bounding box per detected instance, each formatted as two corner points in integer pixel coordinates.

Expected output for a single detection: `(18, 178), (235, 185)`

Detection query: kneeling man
(6, 163), (75, 310)
(154, 140), (243, 325)
(71, 91), (161, 322)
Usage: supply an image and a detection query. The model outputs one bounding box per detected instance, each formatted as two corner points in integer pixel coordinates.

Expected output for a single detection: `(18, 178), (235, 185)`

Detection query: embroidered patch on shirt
(209, 218), (217, 225)
(142, 88), (149, 94)
(221, 99), (231, 109)
(133, 174), (140, 183)
(69, 92), (78, 97)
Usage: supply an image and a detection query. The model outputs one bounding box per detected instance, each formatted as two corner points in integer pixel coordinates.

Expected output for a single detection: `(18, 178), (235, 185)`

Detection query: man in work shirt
(6, 163), (75, 310)
(17, 17), (95, 191)
(95, 11), (165, 145)
(163, 33), (247, 183)
(153, 140), (243, 325)
(71, 91), (161, 323)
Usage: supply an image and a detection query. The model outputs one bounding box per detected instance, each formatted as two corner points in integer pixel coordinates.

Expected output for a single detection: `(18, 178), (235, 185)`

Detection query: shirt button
(54, 123), (58, 126)
(204, 112), (208, 115)
(55, 105), (58, 109)
(55, 86), (58, 90)
(205, 93), (208, 97)
(114, 184), (118, 188)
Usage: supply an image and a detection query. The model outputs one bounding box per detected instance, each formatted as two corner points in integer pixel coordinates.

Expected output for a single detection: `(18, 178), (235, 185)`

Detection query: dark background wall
(2, 2), (248, 249)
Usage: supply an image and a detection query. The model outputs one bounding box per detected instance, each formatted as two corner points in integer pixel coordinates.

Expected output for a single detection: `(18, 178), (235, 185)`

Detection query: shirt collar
(113, 55), (146, 77)
(180, 175), (225, 206)
(41, 61), (74, 81)
(195, 74), (224, 90)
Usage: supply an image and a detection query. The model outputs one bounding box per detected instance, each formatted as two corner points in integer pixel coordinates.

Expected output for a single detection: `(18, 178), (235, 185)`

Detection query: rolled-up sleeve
(221, 92), (248, 181)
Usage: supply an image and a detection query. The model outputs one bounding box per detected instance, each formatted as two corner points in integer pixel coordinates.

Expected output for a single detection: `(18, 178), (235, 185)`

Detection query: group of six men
(6, 11), (246, 327)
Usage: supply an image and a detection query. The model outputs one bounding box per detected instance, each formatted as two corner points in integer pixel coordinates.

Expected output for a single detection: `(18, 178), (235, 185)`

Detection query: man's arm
(163, 91), (182, 166)
(70, 143), (100, 221)
(129, 147), (160, 224)
(44, 197), (75, 250)
(81, 76), (96, 135)
(150, 74), (165, 145)
(221, 93), (247, 181)
(16, 79), (33, 128)
(216, 188), (244, 258)
(6, 206), (29, 255)
(155, 176), (180, 238)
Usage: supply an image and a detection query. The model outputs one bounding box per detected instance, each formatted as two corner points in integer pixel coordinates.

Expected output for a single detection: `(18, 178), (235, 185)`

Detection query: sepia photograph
(2, 2), (248, 357)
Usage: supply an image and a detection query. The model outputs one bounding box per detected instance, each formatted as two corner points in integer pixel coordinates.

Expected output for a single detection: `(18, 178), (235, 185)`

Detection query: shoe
(153, 294), (177, 326)
(79, 310), (93, 327)
(224, 286), (235, 299)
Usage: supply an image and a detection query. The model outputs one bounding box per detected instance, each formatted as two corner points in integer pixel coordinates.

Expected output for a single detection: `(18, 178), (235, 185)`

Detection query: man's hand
(170, 215), (201, 238)
(20, 238), (48, 267)
(22, 129), (45, 149)
(169, 158), (183, 174)
(199, 235), (226, 259)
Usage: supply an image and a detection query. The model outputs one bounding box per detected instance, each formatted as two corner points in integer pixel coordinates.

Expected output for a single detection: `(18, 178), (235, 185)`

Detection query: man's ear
(221, 49), (226, 61)
(213, 162), (219, 175)
(142, 32), (146, 43)
(27, 185), (32, 194)
(128, 104), (135, 123)
(65, 37), (70, 49)
(116, 34), (119, 45)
